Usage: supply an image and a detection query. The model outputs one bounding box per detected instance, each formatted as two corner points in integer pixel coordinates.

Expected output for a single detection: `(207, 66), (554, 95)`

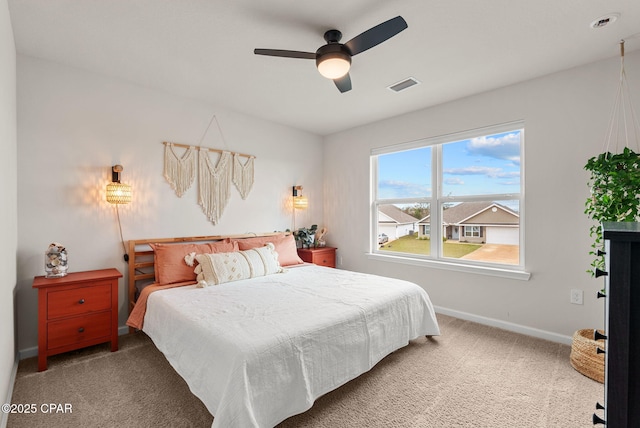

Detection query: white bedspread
(143, 264), (440, 428)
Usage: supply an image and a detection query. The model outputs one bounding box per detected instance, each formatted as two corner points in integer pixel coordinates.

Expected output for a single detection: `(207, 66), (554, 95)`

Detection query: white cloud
(443, 166), (502, 177)
(443, 167), (520, 185)
(444, 177), (465, 185)
(467, 133), (521, 164)
(379, 180), (431, 197)
(496, 171), (520, 178)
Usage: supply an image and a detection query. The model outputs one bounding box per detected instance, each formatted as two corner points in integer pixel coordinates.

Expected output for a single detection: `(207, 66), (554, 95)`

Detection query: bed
(126, 233), (440, 428)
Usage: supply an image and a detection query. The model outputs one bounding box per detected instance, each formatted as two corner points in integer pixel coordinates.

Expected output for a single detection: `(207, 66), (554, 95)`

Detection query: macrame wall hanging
(198, 149), (232, 225)
(233, 153), (255, 200)
(163, 142), (196, 197)
(162, 115), (256, 224)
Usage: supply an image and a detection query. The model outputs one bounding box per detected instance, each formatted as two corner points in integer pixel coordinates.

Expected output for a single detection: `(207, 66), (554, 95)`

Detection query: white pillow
(194, 243), (283, 287)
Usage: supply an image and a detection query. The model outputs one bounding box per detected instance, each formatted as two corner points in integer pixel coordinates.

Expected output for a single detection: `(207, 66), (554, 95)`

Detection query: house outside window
(371, 121), (524, 270)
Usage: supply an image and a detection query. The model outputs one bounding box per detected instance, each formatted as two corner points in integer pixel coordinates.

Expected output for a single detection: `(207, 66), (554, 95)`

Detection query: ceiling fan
(254, 16), (408, 93)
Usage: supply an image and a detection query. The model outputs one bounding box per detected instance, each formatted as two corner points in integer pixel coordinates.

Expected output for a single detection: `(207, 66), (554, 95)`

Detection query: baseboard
(17, 346), (37, 360)
(18, 315), (571, 362)
(434, 306), (573, 345)
(1, 357), (19, 428)
(18, 326), (134, 361)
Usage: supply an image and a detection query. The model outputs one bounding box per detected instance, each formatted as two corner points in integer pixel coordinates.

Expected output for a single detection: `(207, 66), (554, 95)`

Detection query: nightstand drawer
(297, 247), (337, 268)
(315, 253), (336, 268)
(47, 282), (112, 319)
(47, 311), (112, 350)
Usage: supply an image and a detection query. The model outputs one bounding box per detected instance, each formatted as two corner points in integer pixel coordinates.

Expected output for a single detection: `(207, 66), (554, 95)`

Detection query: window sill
(366, 252), (531, 281)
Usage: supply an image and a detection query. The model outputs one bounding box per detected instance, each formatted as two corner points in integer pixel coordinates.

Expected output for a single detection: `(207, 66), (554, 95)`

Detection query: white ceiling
(8, 0), (640, 136)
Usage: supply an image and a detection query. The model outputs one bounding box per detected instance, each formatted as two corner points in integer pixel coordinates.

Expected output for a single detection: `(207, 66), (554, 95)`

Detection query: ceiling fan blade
(334, 73), (352, 93)
(344, 16), (408, 56)
(254, 49), (316, 59)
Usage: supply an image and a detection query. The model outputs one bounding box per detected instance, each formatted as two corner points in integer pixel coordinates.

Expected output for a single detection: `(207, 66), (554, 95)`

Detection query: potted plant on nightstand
(294, 224), (318, 248)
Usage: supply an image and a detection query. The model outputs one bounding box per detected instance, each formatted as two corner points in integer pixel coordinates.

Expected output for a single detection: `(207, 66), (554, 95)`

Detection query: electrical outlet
(570, 289), (584, 305)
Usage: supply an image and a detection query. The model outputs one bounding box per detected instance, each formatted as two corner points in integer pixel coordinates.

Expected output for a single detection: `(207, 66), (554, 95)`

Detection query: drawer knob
(79, 299), (85, 304)
(597, 290), (606, 299)
(78, 327), (85, 333)
(593, 413), (606, 425)
(596, 347), (606, 355)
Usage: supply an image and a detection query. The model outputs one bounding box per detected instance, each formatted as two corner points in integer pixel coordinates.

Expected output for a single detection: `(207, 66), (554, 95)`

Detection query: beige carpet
(8, 314), (603, 427)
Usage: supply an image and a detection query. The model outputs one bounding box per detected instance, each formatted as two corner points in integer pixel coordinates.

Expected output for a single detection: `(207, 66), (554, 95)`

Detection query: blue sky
(378, 130), (521, 199)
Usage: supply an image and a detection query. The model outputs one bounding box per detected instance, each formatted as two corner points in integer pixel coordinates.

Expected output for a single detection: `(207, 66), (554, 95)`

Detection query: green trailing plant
(584, 147), (640, 275)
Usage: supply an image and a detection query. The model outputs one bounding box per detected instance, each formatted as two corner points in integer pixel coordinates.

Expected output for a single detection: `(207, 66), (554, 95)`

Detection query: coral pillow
(194, 243), (283, 286)
(150, 239), (238, 285)
(234, 234), (303, 266)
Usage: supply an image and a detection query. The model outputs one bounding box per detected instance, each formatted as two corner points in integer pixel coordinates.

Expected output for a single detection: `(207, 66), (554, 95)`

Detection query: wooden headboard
(127, 232), (285, 313)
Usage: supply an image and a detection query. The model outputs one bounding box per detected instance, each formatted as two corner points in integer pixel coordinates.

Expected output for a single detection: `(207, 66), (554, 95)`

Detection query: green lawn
(380, 235), (482, 258)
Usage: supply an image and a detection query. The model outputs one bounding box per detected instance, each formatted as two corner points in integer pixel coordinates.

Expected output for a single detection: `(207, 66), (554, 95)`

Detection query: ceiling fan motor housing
(316, 43), (352, 65)
(323, 29), (343, 43)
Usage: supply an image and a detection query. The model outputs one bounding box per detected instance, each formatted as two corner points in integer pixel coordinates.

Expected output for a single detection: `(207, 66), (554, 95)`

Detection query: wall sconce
(292, 185), (308, 209)
(106, 165), (132, 204)
(292, 185), (308, 231)
(106, 165), (132, 262)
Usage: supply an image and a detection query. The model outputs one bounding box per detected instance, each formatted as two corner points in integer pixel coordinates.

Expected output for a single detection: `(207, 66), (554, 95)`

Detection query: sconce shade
(106, 182), (132, 204)
(107, 164), (132, 204)
(293, 195), (308, 209)
(292, 185), (308, 209)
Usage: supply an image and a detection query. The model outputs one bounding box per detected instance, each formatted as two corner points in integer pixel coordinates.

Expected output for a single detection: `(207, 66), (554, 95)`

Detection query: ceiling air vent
(387, 77), (420, 93)
(590, 13), (619, 29)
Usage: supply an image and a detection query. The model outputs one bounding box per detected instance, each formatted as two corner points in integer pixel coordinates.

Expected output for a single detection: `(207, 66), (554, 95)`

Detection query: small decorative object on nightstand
(44, 242), (68, 278)
(32, 268), (122, 371)
(297, 247), (337, 268)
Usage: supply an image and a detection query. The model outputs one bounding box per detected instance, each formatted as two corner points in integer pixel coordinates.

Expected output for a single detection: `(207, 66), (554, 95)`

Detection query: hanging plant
(584, 147), (640, 274)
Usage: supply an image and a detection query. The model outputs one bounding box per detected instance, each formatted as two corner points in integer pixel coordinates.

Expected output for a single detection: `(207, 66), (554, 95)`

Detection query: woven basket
(570, 329), (605, 383)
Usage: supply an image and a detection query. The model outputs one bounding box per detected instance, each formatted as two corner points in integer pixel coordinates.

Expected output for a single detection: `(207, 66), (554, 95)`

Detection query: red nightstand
(32, 268), (122, 371)
(297, 247), (337, 268)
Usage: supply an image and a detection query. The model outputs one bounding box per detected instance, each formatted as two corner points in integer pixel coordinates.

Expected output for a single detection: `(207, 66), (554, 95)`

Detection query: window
(371, 122), (524, 270)
(464, 226), (481, 238)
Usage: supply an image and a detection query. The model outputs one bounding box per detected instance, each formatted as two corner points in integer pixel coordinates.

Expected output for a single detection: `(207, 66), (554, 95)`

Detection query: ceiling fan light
(317, 54), (351, 79)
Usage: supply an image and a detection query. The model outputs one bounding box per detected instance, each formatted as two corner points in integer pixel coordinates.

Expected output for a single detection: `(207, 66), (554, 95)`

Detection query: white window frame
(369, 121), (529, 281)
(464, 226), (481, 237)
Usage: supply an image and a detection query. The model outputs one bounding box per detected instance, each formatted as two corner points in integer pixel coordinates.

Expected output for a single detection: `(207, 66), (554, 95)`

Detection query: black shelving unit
(596, 222), (640, 427)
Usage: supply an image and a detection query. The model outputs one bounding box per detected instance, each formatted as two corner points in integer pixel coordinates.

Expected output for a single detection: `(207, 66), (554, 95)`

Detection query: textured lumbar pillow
(192, 243), (283, 287)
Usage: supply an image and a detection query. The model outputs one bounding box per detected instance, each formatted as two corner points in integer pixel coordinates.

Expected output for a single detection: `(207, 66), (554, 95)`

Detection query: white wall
(324, 50), (640, 340)
(12, 29), (638, 357)
(0, 0), (17, 416)
(16, 56), (324, 353)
